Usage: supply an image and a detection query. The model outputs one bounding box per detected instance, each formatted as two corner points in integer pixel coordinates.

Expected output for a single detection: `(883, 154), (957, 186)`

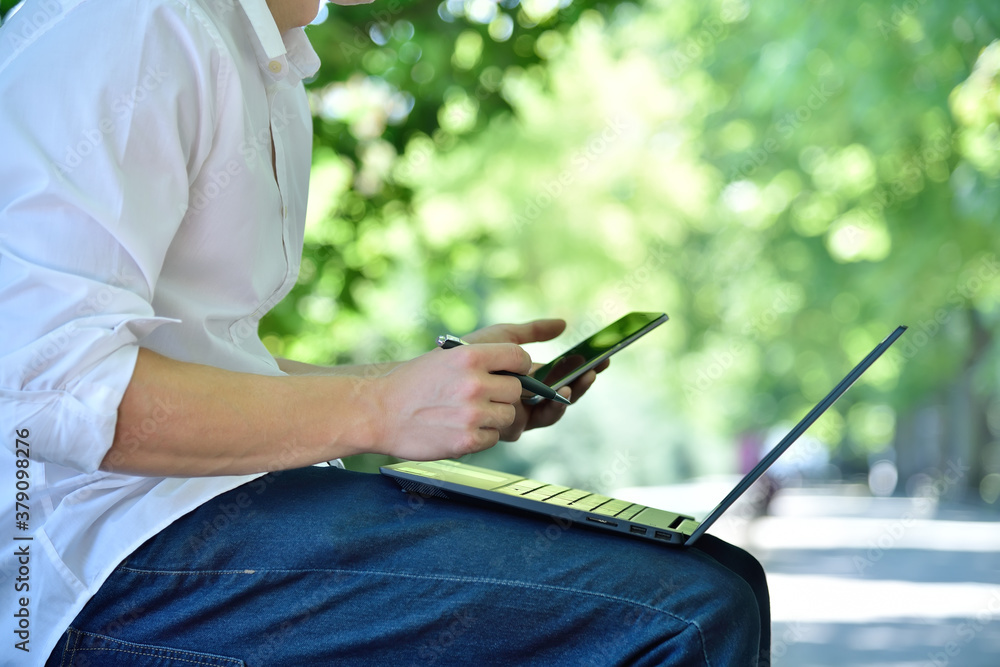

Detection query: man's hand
(462, 319), (609, 442)
(372, 342), (532, 460)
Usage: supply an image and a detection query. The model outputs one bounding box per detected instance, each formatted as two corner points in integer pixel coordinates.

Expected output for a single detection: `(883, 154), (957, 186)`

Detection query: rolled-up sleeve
(0, 253), (177, 471)
(0, 0), (221, 471)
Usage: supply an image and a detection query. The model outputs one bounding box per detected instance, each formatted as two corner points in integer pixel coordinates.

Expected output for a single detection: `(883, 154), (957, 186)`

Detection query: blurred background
(4, 0), (999, 662)
(284, 0), (994, 504)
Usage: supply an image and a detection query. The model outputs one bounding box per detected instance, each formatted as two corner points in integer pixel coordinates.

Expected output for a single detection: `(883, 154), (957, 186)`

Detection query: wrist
(330, 373), (391, 458)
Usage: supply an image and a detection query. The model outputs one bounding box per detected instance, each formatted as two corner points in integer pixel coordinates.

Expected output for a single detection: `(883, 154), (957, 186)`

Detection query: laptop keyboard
(495, 480), (648, 519)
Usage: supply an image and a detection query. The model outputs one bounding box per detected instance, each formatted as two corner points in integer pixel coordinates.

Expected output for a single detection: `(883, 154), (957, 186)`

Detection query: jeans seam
(64, 628), (240, 666)
(71, 648), (223, 666)
(118, 565), (711, 663)
(61, 627), (80, 667)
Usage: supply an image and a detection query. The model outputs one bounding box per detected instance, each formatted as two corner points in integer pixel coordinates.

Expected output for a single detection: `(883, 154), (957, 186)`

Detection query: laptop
(381, 325), (907, 547)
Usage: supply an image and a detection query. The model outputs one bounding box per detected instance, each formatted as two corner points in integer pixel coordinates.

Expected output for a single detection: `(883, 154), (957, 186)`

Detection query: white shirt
(0, 0), (319, 659)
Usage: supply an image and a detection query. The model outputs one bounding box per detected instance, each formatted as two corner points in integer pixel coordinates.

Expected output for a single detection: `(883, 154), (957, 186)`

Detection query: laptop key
(570, 494), (612, 511)
(554, 488), (592, 502)
(618, 504), (648, 521)
(496, 480), (548, 496)
(591, 499), (634, 517)
(523, 485), (570, 501)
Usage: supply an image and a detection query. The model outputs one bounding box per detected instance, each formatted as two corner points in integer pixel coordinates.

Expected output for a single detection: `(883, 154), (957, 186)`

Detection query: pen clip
(437, 334), (468, 349)
(436, 333), (569, 404)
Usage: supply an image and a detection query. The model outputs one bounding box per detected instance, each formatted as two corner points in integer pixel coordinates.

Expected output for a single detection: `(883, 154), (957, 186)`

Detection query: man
(0, 0), (769, 663)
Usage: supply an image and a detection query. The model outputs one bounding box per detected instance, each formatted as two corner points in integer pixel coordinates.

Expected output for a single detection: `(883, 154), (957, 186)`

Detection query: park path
(616, 480), (1000, 666)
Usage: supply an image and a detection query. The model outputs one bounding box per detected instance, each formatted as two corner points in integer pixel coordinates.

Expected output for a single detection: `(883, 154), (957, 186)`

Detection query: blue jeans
(47, 467), (769, 666)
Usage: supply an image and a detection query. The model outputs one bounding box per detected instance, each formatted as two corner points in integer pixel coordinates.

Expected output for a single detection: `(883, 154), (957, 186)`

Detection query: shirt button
(282, 205), (288, 218)
(268, 61), (282, 73)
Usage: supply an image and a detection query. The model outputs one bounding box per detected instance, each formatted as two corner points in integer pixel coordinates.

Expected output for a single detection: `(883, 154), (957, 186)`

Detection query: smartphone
(531, 312), (669, 391)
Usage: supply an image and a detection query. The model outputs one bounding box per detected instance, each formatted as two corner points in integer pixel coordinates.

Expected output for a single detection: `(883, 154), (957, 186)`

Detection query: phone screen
(531, 312), (668, 389)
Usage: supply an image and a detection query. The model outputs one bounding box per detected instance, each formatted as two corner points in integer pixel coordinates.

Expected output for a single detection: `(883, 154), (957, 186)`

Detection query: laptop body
(381, 326), (907, 547)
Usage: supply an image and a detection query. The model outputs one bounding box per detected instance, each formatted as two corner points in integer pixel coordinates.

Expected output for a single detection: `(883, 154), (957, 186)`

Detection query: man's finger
(511, 319), (566, 345)
(526, 387), (571, 428)
(484, 343), (533, 376)
(566, 370), (599, 402)
(464, 319), (566, 345)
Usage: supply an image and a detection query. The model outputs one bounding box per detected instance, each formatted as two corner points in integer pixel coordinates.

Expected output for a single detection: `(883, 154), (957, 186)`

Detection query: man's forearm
(275, 357), (401, 377)
(103, 348), (381, 477)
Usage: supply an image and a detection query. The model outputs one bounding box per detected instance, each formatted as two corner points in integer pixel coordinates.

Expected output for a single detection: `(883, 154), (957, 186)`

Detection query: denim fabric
(48, 467), (769, 666)
(47, 629), (246, 666)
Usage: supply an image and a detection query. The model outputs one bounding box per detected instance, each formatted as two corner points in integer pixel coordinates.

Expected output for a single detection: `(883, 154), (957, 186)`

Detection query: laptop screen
(686, 325), (908, 544)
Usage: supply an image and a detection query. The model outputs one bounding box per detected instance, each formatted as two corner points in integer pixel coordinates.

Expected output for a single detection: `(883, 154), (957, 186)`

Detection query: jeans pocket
(50, 628), (246, 667)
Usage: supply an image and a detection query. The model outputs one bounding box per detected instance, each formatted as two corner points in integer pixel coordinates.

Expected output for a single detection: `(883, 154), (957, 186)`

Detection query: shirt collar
(237, 0), (321, 85)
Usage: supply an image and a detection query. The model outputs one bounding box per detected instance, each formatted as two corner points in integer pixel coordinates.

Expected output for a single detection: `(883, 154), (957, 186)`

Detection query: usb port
(630, 525), (647, 535)
(587, 516), (618, 527)
(654, 531), (672, 541)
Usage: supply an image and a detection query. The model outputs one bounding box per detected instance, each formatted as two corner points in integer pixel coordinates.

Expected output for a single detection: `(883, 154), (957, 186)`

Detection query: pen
(436, 335), (572, 406)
